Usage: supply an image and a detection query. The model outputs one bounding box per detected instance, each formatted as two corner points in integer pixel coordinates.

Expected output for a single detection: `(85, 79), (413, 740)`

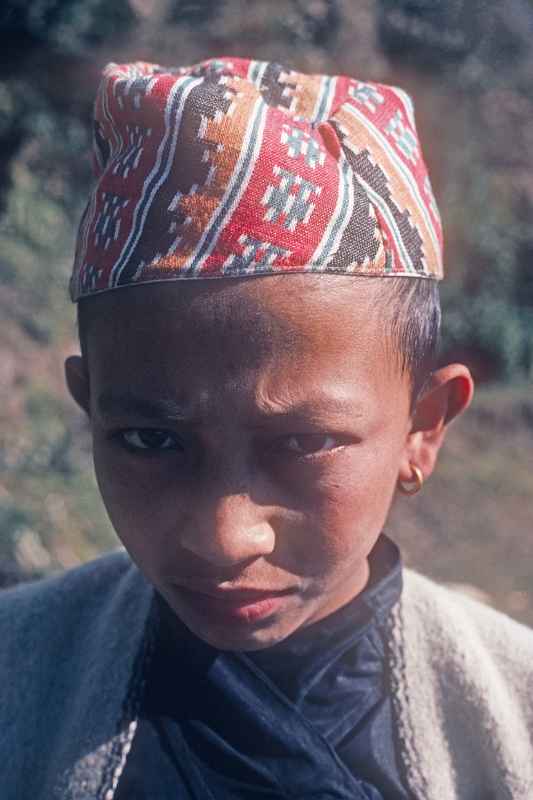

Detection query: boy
(1, 58), (532, 799)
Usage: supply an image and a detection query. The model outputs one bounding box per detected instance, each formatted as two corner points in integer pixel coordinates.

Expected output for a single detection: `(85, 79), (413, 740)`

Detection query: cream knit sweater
(388, 571), (533, 799)
(1, 551), (532, 799)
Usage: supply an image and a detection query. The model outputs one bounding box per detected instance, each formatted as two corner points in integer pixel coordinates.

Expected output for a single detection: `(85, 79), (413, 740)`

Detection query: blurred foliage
(0, 0), (136, 55)
(377, 0), (533, 380)
(388, 382), (533, 627)
(0, 1), (532, 617)
(378, 0), (533, 71)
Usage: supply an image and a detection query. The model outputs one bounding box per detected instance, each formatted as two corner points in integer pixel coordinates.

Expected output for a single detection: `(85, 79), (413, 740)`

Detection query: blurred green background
(1, 0), (532, 623)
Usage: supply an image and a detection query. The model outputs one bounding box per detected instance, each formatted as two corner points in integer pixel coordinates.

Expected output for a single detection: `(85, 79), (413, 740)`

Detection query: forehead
(82, 275), (391, 359)
(82, 276), (407, 417)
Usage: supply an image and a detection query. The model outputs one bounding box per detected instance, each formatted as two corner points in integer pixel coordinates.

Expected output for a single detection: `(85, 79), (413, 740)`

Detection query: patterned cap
(70, 57), (443, 301)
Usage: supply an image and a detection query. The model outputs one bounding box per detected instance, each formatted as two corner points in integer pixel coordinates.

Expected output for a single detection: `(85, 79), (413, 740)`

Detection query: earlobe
(65, 355), (90, 417)
(398, 463), (425, 496)
(399, 363), (474, 485)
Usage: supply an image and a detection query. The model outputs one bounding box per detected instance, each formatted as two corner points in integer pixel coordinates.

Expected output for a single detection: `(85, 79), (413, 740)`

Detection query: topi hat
(70, 57), (443, 301)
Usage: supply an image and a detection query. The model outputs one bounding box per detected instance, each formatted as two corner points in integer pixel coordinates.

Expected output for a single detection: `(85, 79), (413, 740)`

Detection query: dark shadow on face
(73, 275), (415, 650)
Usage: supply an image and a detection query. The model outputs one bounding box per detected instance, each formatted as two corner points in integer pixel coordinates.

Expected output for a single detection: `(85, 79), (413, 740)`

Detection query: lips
(172, 583), (297, 624)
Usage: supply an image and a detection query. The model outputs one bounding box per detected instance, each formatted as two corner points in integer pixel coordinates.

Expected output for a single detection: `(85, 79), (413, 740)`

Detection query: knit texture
(1, 552), (532, 799)
(0, 553), (154, 799)
(389, 571), (533, 799)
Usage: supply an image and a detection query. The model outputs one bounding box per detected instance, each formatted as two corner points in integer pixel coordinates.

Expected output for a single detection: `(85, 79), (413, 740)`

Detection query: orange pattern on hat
(70, 57), (443, 301)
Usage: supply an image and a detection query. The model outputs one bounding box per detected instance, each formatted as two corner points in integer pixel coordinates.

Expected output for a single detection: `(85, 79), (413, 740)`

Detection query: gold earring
(398, 464), (424, 496)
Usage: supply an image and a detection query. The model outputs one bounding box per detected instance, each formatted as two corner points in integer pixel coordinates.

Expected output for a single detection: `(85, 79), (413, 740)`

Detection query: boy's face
(74, 277), (418, 650)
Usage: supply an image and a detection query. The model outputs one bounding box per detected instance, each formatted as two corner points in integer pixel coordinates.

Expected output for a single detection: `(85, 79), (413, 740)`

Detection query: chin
(179, 611), (300, 652)
(165, 583), (310, 651)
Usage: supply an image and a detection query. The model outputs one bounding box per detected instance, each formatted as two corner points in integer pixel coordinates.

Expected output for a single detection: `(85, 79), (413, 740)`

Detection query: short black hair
(77, 276), (440, 409)
(380, 276), (441, 404)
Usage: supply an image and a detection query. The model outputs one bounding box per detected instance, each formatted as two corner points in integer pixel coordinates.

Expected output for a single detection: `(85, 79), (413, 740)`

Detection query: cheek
(92, 438), (180, 565)
(293, 448), (400, 570)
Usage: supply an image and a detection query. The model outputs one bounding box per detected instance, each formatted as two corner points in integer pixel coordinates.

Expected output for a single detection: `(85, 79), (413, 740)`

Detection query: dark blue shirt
(248, 534), (407, 797)
(116, 534), (408, 798)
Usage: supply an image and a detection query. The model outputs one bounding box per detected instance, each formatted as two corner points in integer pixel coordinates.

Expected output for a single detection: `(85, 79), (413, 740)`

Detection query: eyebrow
(96, 391), (364, 425)
(255, 398), (364, 423)
(97, 391), (192, 422)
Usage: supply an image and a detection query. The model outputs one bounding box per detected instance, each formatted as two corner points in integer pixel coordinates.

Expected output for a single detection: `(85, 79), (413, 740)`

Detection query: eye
(117, 429), (183, 452)
(279, 434), (342, 457)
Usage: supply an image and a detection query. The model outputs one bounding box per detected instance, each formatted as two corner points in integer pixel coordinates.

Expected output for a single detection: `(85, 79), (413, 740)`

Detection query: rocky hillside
(1, 0), (532, 626)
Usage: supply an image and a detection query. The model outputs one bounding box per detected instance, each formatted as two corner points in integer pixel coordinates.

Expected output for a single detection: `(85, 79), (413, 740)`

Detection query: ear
(65, 355), (90, 417)
(399, 363), (474, 484)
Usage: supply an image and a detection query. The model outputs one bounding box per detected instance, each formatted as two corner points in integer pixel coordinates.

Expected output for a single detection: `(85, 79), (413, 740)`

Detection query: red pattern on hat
(71, 57), (442, 301)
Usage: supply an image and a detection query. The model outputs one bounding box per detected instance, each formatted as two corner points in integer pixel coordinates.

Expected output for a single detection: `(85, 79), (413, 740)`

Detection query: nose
(179, 491), (276, 568)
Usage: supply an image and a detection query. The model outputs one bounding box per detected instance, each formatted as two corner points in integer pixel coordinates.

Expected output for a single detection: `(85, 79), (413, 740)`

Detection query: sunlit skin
(66, 275), (473, 651)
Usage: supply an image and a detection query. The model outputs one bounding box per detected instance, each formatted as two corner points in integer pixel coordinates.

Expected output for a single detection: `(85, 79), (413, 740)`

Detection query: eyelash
(112, 429), (349, 460)
(273, 434), (345, 460)
(115, 429), (184, 453)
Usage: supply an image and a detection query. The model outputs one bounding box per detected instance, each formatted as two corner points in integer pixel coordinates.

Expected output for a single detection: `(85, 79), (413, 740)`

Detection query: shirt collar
(154, 533), (402, 663)
(247, 533), (402, 677)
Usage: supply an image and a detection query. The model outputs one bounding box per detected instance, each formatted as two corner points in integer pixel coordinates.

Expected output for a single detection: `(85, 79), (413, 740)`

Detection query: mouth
(170, 584), (298, 625)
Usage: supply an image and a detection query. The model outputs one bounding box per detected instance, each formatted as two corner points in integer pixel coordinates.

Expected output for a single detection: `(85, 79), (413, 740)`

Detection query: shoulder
(0, 550), (154, 798)
(0, 549), (143, 668)
(402, 569), (533, 667)
(389, 570), (533, 798)
(0, 548), (133, 616)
